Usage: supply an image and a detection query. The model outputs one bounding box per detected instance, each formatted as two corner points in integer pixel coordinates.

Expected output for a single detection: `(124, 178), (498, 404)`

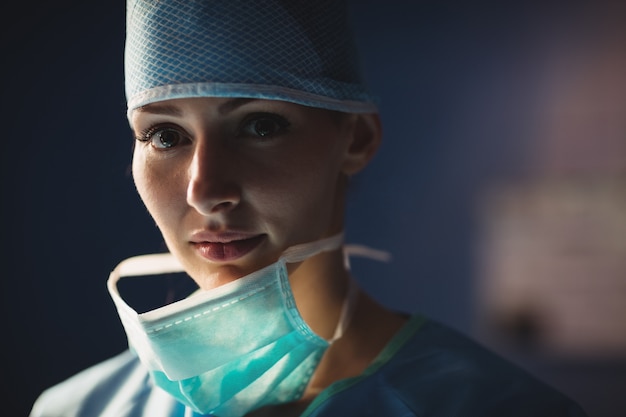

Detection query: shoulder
(29, 350), (180, 417)
(306, 315), (588, 417)
(380, 316), (589, 417)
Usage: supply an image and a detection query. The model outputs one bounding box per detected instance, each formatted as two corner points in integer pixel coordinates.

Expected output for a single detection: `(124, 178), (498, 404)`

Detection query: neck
(245, 287), (407, 417)
(304, 290), (407, 396)
(246, 246), (408, 417)
(288, 248), (408, 401)
(288, 248), (351, 340)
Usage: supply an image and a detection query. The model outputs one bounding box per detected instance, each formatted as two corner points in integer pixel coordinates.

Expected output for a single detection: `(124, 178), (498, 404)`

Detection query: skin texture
(130, 96), (407, 414)
(131, 97), (367, 285)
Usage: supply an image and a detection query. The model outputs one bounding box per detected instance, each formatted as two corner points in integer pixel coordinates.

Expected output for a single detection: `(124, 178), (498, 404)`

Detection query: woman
(30, 1), (588, 416)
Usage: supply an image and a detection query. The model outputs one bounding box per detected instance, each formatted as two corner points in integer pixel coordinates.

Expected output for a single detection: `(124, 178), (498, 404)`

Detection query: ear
(341, 113), (383, 175)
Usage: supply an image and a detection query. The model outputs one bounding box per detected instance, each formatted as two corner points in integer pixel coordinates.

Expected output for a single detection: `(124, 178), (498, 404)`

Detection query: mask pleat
(197, 337), (326, 415)
(108, 232), (345, 416)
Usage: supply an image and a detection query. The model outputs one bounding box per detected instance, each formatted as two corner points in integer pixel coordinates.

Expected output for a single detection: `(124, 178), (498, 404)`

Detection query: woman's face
(130, 97), (364, 289)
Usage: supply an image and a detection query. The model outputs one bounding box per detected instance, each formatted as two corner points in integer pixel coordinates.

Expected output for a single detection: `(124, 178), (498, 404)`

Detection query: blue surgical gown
(30, 315), (589, 417)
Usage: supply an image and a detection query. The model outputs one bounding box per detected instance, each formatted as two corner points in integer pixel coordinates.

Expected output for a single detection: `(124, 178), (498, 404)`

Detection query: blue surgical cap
(125, 0), (378, 119)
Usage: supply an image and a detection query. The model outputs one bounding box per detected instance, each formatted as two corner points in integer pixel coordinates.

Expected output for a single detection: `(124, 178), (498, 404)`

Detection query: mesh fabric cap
(125, 0), (378, 118)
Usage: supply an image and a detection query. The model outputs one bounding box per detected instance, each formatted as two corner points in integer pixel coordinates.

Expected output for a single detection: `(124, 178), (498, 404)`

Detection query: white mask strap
(330, 242), (392, 343)
(327, 277), (359, 343)
(281, 232), (344, 263)
(107, 233), (386, 346)
(343, 243), (392, 270)
(107, 253), (184, 319)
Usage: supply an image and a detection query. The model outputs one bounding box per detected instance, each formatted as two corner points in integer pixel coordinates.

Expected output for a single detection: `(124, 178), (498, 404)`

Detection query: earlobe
(342, 113), (383, 175)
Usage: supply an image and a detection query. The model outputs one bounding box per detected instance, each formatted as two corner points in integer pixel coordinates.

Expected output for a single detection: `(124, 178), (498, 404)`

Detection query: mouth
(190, 234), (266, 262)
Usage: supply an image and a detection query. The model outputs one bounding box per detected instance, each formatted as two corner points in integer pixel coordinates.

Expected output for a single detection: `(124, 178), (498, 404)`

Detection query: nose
(186, 140), (241, 216)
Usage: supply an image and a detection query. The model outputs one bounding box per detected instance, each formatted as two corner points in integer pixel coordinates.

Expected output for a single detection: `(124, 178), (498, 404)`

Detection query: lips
(191, 234), (265, 262)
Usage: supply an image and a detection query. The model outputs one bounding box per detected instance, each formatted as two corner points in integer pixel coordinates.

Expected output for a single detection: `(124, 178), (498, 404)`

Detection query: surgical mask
(107, 233), (355, 416)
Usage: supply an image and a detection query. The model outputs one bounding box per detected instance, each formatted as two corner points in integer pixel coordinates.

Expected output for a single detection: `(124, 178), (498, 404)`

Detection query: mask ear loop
(107, 253), (185, 316)
(343, 244), (392, 270)
(281, 232), (345, 263)
(327, 275), (358, 343)
(108, 237), (392, 346)
(327, 243), (393, 344)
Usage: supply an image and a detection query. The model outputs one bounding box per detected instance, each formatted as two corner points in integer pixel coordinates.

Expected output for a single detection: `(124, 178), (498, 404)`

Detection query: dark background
(2, 1), (625, 416)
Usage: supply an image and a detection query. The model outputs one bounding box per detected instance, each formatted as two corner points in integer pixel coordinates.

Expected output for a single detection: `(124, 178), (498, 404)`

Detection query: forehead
(134, 97), (252, 118)
(132, 97), (347, 125)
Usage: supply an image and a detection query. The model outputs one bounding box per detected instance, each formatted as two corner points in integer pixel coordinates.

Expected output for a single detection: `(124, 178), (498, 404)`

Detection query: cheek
(253, 146), (344, 239)
(131, 152), (149, 203)
(132, 149), (187, 228)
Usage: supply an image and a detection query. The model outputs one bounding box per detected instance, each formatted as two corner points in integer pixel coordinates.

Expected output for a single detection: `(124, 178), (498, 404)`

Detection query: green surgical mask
(107, 233), (356, 416)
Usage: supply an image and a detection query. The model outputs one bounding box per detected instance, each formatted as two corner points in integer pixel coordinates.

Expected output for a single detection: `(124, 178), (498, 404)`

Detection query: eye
(240, 113), (290, 139)
(137, 126), (188, 150)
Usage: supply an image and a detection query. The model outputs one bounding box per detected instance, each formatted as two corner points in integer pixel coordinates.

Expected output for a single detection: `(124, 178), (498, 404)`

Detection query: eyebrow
(135, 98), (255, 117)
(217, 98), (254, 115)
(135, 103), (182, 117)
